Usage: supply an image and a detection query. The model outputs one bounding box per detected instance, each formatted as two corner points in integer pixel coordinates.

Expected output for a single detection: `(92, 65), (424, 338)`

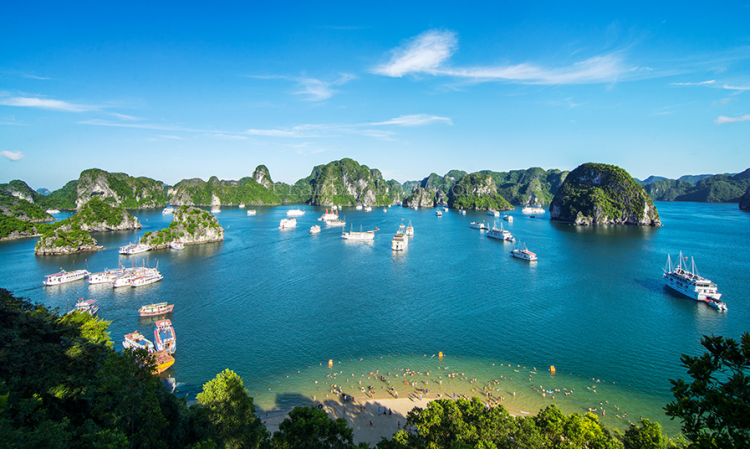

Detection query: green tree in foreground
(271, 406), (357, 449)
(665, 332), (750, 448)
(195, 369), (267, 449)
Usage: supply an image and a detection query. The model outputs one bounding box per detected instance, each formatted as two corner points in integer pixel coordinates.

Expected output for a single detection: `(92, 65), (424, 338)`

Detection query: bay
(1, 202), (748, 435)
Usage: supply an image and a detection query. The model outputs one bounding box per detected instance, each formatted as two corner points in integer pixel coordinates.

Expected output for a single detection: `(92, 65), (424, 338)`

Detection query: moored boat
(522, 205), (545, 214)
(663, 252), (725, 310)
(119, 242), (151, 255)
(153, 350), (175, 374)
(239, 203), (245, 209)
(469, 221), (489, 230)
(123, 330), (155, 352)
(211, 206), (221, 213)
(279, 218), (297, 229)
(287, 208), (305, 217)
(88, 266), (128, 284)
(138, 302), (174, 317)
(503, 215), (513, 222)
(459, 209), (466, 215)
(162, 206), (174, 215)
(364, 206), (372, 212)
(131, 271), (163, 287)
(43, 269), (89, 286)
(46, 209), (60, 214)
(488, 210), (500, 217)
(154, 319), (176, 354)
(169, 240), (184, 250)
(405, 221), (414, 236)
(487, 222), (514, 242)
(67, 298), (99, 315)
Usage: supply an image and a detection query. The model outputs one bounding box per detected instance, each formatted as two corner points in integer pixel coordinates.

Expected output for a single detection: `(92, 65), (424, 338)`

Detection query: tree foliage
(665, 333), (750, 448)
(271, 406), (354, 449)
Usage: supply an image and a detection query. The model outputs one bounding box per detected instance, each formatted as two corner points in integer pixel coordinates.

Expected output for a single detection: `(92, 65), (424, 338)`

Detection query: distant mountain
(643, 169), (750, 202)
(636, 176), (670, 185)
(36, 188), (50, 196)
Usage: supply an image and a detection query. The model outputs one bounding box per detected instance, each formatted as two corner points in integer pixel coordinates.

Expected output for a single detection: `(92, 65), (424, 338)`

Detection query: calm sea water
(1, 202), (748, 434)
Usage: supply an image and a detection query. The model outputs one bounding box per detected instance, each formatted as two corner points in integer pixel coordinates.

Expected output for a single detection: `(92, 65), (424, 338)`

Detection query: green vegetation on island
(639, 169), (750, 203)
(0, 192), (53, 222)
(141, 206), (224, 248)
(0, 214), (44, 240)
(740, 187), (750, 210)
(480, 167), (569, 206)
(170, 175), (281, 207)
(76, 168), (168, 209)
(42, 179), (78, 210)
(448, 173), (514, 211)
(550, 163), (661, 226)
(34, 225), (102, 255)
(1, 289), (748, 448)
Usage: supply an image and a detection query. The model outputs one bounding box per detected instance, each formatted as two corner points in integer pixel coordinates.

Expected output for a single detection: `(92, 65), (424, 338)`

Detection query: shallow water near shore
(2, 202), (748, 435)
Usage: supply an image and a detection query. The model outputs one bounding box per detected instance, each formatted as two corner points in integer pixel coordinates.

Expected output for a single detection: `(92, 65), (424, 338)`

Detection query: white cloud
(373, 30), (458, 77)
(372, 29), (628, 85)
(159, 135), (186, 140)
(370, 114), (453, 126)
(0, 96), (97, 112)
(79, 119), (203, 132)
(671, 80), (715, 86)
(295, 73), (355, 101)
(206, 133), (248, 140)
(110, 112), (142, 121)
(715, 114), (750, 124)
(22, 74), (51, 80)
(0, 150), (25, 161)
(723, 84), (750, 91)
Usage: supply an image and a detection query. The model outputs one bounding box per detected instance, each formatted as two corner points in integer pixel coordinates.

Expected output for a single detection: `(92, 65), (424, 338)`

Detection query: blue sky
(1, 2), (749, 190)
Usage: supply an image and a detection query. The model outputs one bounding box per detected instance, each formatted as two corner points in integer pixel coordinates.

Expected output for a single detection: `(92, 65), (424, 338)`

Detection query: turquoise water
(1, 203), (748, 434)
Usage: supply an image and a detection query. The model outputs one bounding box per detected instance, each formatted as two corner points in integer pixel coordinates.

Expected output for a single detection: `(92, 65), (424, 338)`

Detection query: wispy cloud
(715, 114), (750, 124)
(0, 150), (25, 161)
(110, 112), (142, 121)
(22, 74), (51, 80)
(0, 115), (26, 126)
(723, 84), (750, 91)
(671, 80), (715, 86)
(0, 96), (98, 112)
(206, 133), (248, 140)
(372, 29), (630, 85)
(295, 74), (355, 101)
(370, 114), (453, 126)
(78, 119), (204, 132)
(159, 135), (186, 140)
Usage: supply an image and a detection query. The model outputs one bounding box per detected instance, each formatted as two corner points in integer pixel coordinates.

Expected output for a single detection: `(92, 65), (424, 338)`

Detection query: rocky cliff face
(253, 165), (273, 189)
(480, 167), (569, 205)
(401, 171), (464, 207)
(403, 188), (438, 208)
(740, 187), (750, 210)
(141, 206), (224, 248)
(75, 169), (167, 209)
(300, 159), (402, 206)
(169, 176), (280, 206)
(550, 163), (661, 226)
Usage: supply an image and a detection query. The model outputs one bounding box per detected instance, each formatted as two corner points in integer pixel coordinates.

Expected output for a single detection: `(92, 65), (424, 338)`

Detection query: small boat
(356, 205), (363, 210)
(443, 207), (449, 212)
(210, 207), (221, 213)
(246, 210), (257, 216)
(511, 243), (537, 261)
(522, 205), (545, 214)
(392, 233), (408, 251)
(487, 210), (500, 217)
(138, 302), (174, 317)
(46, 209), (60, 214)
(383, 208), (387, 213)
(153, 350), (175, 374)
(169, 240), (184, 250)
(67, 298), (99, 315)
(469, 221), (489, 230)
(309, 225), (321, 235)
(123, 330), (155, 352)
(364, 206), (372, 212)
(397, 223), (406, 236)
(131, 271), (163, 287)
(341, 225), (375, 241)
(331, 205), (338, 210)
(119, 242), (151, 255)
(459, 209), (466, 215)
(405, 221), (414, 236)
(287, 208), (305, 217)
(162, 206), (174, 215)
(279, 218), (297, 229)
(503, 215), (513, 222)
(239, 203), (245, 209)
(43, 269), (89, 286)
(154, 319), (176, 354)
(663, 252), (725, 310)
(436, 210), (443, 217)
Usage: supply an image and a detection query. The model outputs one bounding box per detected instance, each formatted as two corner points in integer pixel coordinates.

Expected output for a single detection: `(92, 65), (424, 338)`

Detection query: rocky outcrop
(403, 188), (438, 208)
(169, 176), (280, 206)
(253, 165), (273, 189)
(299, 158), (402, 206)
(550, 163), (661, 226)
(0, 192), (54, 223)
(141, 206), (224, 248)
(740, 187), (750, 210)
(448, 173), (513, 211)
(35, 228), (103, 255)
(481, 167), (569, 206)
(402, 171), (464, 207)
(67, 197), (142, 232)
(75, 169), (167, 209)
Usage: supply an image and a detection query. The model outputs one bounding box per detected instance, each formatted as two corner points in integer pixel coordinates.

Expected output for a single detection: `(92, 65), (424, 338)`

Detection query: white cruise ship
(119, 242), (151, 255)
(309, 225), (321, 234)
(169, 241), (184, 250)
(162, 206), (174, 215)
(279, 218), (296, 229)
(469, 221), (489, 230)
(663, 252), (726, 310)
(46, 209), (60, 214)
(392, 233), (408, 251)
(112, 267), (157, 288)
(487, 223), (514, 242)
(287, 208), (305, 217)
(522, 205), (545, 214)
(511, 243), (537, 261)
(364, 206), (372, 212)
(246, 210), (257, 216)
(131, 271), (164, 287)
(487, 210), (500, 217)
(405, 221), (414, 236)
(318, 209), (339, 221)
(43, 269), (89, 286)
(88, 266), (129, 284)
(326, 218), (346, 227)
(341, 225), (375, 241)
(239, 203), (246, 209)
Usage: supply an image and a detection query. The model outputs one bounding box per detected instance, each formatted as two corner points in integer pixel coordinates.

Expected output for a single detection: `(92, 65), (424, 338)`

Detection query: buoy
(439, 352), (443, 359)
(550, 366), (556, 374)
(328, 359), (333, 367)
